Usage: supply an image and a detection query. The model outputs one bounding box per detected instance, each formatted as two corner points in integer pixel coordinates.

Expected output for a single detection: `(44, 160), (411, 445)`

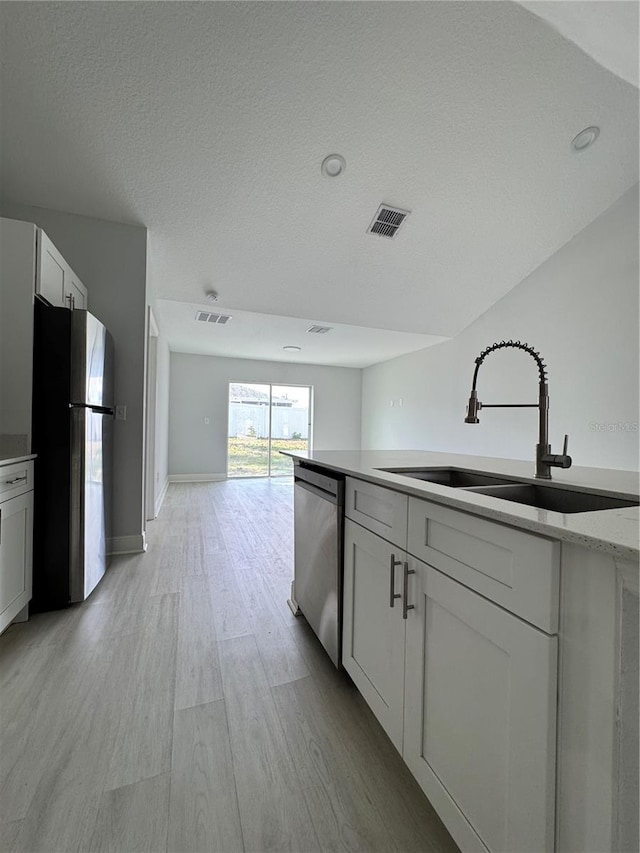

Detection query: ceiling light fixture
(283, 345), (302, 353)
(205, 289), (219, 302)
(321, 154), (346, 178)
(571, 126), (600, 152)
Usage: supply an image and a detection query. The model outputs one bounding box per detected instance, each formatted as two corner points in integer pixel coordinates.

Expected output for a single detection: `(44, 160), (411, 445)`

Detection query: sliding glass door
(227, 383), (311, 478)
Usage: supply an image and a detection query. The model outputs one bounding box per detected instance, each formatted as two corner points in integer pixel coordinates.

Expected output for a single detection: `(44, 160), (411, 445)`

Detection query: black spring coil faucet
(464, 340), (572, 479)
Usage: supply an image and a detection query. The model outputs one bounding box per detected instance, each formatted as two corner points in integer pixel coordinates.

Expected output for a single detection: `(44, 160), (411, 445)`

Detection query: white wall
(154, 330), (170, 500)
(0, 201), (149, 547)
(0, 218), (36, 454)
(169, 353), (362, 476)
(362, 185), (639, 472)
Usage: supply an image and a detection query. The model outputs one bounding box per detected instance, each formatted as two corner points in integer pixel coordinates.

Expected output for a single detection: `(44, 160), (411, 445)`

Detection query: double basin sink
(375, 467), (640, 514)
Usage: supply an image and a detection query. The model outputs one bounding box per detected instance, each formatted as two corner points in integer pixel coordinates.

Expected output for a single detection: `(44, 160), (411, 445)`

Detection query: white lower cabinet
(342, 519), (406, 751)
(403, 557), (557, 853)
(0, 490), (33, 633)
(342, 481), (559, 853)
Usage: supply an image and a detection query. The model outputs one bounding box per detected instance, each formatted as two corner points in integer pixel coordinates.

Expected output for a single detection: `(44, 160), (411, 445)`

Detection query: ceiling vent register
(306, 325), (333, 334)
(195, 311), (232, 324)
(367, 204), (410, 239)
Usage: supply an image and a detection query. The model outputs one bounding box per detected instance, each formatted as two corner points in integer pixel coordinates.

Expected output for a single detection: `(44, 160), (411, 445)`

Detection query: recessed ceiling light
(283, 345), (301, 353)
(571, 126), (600, 153)
(321, 154), (346, 178)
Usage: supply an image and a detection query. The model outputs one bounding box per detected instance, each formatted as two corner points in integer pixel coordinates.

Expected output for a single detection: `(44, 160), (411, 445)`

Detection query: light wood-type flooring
(0, 479), (459, 853)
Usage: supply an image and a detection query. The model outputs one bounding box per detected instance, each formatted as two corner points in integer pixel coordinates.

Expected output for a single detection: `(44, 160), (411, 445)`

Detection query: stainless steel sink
(376, 466), (639, 513)
(376, 467), (517, 488)
(467, 483), (639, 514)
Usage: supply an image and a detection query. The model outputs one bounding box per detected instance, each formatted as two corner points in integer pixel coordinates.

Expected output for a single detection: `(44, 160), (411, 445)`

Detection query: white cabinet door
(66, 268), (88, 309)
(36, 229), (88, 309)
(404, 558), (557, 853)
(37, 230), (66, 307)
(0, 491), (33, 633)
(342, 519), (406, 751)
(345, 477), (408, 548)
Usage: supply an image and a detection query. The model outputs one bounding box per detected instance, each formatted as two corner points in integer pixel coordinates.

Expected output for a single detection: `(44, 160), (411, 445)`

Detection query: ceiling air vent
(367, 204), (410, 239)
(195, 311), (232, 324)
(306, 325), (333, 334)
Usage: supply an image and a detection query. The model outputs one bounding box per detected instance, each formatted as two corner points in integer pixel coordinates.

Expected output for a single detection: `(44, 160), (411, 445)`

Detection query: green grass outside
(228, 436), (308, 477)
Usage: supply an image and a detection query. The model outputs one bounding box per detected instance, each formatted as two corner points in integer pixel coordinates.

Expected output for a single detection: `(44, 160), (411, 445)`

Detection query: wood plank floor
(0, 479), (459, 853)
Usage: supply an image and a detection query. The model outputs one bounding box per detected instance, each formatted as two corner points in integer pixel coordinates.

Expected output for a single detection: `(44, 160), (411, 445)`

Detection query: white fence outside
(228, 402), (309, 439)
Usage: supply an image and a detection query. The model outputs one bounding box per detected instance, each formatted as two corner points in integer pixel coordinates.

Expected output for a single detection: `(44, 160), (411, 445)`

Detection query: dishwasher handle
(294, 464), (344, 504)
(294, 478), (341, 506)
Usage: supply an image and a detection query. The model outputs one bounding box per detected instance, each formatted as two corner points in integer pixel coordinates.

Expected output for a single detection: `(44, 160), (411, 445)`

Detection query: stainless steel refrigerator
(32, 299), (114, 610)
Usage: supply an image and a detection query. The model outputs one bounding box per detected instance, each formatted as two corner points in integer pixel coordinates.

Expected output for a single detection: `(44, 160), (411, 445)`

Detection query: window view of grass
(227, 382), (310, 478)
(228, 436), (307, 477)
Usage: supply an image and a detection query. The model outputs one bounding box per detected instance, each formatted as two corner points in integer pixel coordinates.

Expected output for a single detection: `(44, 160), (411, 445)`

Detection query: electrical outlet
(115, 405), (127, 421)
(204, 417), (210, 425)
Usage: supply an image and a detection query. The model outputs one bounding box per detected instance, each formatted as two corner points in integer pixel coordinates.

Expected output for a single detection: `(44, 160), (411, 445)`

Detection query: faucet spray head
(465, 390), (480, 423)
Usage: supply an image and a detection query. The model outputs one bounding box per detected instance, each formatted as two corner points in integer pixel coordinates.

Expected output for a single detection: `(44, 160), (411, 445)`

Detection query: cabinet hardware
(389, 554), (402, 607)
(4, 476), (27, 486)
(403, 562), (415, 619)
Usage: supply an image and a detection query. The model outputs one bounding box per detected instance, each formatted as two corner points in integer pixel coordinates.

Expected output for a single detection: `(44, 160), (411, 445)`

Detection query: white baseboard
(155, 477), (169, 516)
(108, 532), (147, 555)
(168, 473), (226, 483)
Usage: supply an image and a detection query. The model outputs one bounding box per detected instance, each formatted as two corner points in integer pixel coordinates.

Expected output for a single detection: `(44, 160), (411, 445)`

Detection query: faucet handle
(553, 434), (572, 469)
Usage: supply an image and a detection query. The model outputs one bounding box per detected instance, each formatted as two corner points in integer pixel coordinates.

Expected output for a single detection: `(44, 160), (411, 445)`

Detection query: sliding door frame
(227, 381), (313, 478)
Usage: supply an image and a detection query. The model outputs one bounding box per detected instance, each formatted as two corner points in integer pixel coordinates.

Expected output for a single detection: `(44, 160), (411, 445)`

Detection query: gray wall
(362, 185), (639, 472)
(0, 200), (148, 544)
(169, 353), (362, 476)
(154, 328), (171, 502)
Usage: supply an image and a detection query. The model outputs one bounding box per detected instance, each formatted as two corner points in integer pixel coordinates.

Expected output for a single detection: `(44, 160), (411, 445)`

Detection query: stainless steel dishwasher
(289, 462), (344, 667)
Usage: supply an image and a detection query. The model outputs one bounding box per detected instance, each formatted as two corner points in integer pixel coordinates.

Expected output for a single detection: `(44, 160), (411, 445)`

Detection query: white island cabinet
(342, 478), (409, 749)
(343, 481), (558, 853)
(0, 459), (34, 633)
(286, 449), (638, 853)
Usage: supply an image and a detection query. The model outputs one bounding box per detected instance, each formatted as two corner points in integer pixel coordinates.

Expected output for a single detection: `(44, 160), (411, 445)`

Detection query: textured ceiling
(1, 2), (638, 353)
(518, 1), (639, 87)
(155, 299), (448, 368)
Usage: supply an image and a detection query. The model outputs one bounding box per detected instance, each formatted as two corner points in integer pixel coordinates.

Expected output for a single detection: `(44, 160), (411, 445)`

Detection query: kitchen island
(284, 448), (639, 853)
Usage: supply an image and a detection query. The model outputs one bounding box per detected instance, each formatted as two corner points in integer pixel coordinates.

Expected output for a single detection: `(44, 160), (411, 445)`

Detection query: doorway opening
(227, 383), (312, 478)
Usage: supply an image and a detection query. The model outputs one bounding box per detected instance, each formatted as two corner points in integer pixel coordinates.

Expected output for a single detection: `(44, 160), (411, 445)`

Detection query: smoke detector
(571, 126), (600, 152)
(321, 154), (346, 178)
(367, 204), (410, 239)
(195, 311), (232, 324)
(205, 290), (219, 302)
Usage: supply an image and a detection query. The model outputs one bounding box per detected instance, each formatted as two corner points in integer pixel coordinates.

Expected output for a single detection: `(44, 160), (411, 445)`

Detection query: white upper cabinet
(36, 229), (88, 309)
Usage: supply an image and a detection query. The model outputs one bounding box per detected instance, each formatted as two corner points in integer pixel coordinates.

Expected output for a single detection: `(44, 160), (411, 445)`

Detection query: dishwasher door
(293, 467), (344, 667)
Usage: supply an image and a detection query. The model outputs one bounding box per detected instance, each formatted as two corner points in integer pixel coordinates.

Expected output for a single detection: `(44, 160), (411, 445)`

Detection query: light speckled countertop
(0, 453), (36, 466)
(283, 449), (640, 560)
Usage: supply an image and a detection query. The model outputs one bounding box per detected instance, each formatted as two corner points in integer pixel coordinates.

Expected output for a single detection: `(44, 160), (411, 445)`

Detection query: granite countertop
(0, 453), (36, 466)
(282, 449), (640, 560)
